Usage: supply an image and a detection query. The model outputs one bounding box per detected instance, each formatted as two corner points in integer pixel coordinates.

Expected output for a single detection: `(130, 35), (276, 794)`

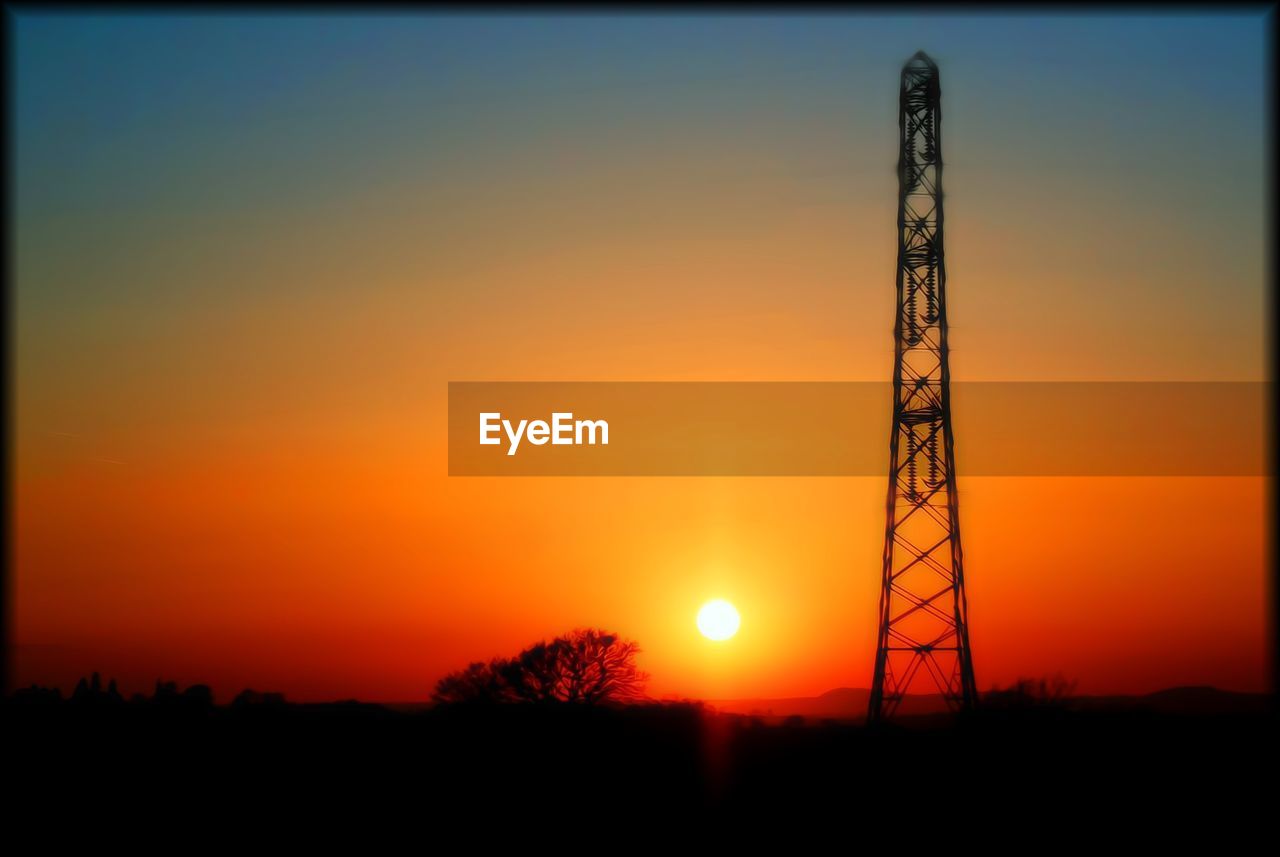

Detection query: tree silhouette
(433, 628), (648, 705)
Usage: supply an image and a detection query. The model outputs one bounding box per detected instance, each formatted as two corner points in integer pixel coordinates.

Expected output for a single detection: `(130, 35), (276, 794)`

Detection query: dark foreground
(5, 694), (1275, 836)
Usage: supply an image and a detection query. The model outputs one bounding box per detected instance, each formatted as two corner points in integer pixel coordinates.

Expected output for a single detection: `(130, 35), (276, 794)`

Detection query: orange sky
(11, 14), (1269, 701)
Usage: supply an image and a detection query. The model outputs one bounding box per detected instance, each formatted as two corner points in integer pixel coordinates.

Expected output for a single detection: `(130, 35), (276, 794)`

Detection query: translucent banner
(447, 382), (1267, 476)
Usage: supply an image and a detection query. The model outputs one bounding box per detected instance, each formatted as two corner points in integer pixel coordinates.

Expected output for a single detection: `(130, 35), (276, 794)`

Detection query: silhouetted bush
(153, 680), (180, 702)
(8, 684), (63, 706)
(983, 674), (1078, 710)
(433, 628), (648, 705)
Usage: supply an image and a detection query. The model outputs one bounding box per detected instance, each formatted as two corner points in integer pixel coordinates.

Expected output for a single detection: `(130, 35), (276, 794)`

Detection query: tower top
(904, 51), (937, 71)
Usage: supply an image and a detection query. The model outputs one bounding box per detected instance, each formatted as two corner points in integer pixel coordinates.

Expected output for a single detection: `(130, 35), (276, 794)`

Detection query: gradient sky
(12, 12), (1270, 701)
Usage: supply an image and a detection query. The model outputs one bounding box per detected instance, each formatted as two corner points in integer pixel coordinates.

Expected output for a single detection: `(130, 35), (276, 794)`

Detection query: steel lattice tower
(868, 52), (977, 721)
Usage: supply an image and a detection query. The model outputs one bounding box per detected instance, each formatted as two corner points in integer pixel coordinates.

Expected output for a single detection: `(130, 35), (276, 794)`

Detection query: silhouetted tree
(433, 628), (648, 705)
(433, 660), (512, 705)
(553, 628), (647, 704)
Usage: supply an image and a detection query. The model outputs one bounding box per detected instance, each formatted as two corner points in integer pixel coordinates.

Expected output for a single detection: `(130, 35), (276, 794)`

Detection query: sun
(696, 599), (741, 641)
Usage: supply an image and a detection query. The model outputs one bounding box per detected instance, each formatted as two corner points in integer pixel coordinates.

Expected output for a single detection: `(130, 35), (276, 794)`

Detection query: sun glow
(696, 599), (740, 641)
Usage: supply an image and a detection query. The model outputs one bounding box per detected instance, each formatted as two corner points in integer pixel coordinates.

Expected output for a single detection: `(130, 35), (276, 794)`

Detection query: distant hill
(1075, 686), (1272, 716)
(707, 685), (1270, 721)
(705, 687), (869, 720)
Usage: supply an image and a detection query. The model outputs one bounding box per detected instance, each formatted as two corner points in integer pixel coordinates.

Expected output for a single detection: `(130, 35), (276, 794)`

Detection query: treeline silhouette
(4, 645), (1272, 831)
(9, 670), (284, 710)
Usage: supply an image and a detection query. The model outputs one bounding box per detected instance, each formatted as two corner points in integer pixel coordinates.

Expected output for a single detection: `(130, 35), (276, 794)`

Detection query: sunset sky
(12, 13), (1269, 701)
